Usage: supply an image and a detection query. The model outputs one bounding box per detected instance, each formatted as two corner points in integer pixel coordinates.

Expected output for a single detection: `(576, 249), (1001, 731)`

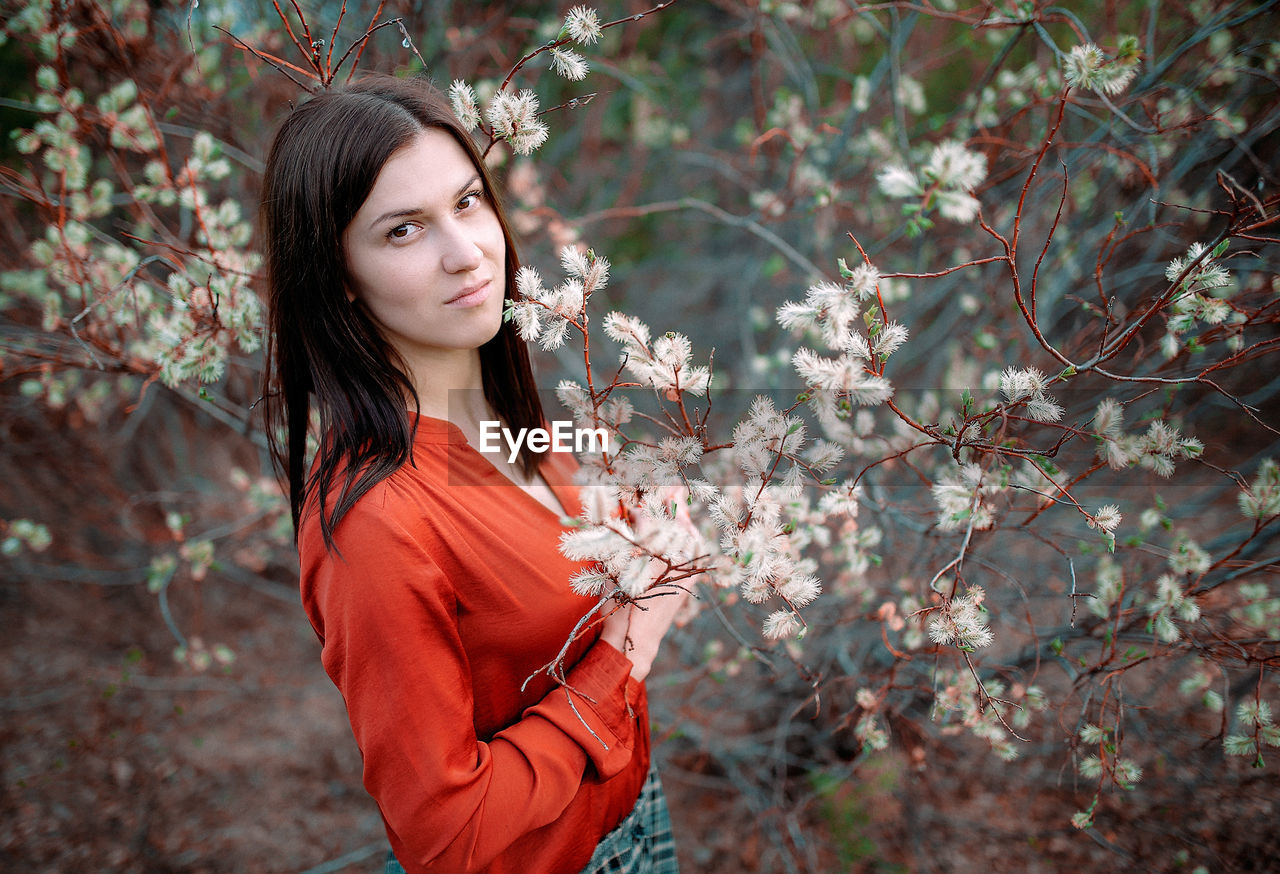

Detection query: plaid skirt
(578, 764), (679, 873)
(382, 764), (678, 873)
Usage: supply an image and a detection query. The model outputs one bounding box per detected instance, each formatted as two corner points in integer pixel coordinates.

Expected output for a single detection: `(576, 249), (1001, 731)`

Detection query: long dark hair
(260, 76), (545, 549)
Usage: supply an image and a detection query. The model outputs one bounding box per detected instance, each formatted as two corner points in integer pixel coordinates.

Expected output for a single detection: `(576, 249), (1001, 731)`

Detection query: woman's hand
(599, 581), (690, 682)
(598, 487), (698, 681)
(622, 581), (690, 681)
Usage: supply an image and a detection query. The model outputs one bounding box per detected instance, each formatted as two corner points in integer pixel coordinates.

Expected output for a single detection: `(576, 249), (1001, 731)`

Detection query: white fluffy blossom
(602, 311), (650, 348)
(1064, 42), (1140, 95)
(1089, 504), (1122, 534)
(604, 313), (710, 393)
(845, 263), (882, 299)
(550, 47), (589, 81)
(818, 480), (862, 518)
(1147, 573), (1200, 641)
(1165, 241), (1232, 292)
(779, 573), (821, 607)
(507, 248), (611, 351)
(935, 190), (981, 223)
(565, 5), (602, 44)
(872, 321), (909, 358)
(877, 140), (985, 225)
(928, 586), (994, 649)
(1000, 366), (1063, 422)
(804, 440), (844, 473)
(763, 610), (802, 640)
(932, 462), (999, 531)
(924, 141), (987, 192)
(1089, 557), (1123, 619)
(876, 164), (920, 198)
(791, 349), (893, 404)
(448, 80), (480, 131)
(1238, 459), (1280, 519)
(485, 89), (549, 155)
(1024, 395), (1064, 423)
(1093, 398), (1123, 438)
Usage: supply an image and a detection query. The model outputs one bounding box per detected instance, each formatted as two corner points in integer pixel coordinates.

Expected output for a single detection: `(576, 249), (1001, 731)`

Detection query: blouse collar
(408, 412), (468, 446)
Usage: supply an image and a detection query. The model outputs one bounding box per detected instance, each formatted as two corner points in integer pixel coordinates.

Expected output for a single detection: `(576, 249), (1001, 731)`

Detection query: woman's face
(342, 128), (506, 374)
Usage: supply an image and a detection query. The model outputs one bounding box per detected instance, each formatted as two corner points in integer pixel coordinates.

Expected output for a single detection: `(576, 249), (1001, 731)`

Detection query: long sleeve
(302, 493), (647, 873)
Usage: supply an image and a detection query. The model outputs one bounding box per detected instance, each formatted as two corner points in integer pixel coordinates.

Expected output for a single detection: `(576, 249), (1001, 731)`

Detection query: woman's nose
(440, 221), (484, 274)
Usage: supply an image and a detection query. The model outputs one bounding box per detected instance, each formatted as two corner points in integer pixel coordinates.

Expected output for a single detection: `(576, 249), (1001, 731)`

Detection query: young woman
(260, 76), (685, 873)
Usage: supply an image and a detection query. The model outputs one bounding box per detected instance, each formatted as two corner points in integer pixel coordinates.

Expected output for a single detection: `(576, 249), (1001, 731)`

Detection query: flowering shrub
(3, 1), (1278, 869)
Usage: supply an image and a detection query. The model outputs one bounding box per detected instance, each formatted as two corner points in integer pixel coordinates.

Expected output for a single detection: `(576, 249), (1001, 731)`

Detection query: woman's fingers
(621, 580), (690, 681)
(599, 598), (632, 655)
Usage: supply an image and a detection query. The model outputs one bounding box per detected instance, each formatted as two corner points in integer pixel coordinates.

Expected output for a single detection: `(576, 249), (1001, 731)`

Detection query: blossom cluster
(876, 139), (988, 228)
(776, 260), (897, 441)
(448, 6), (604, 155)
(931, 462), (1003, 532)
(1091, 399), (1204, 477)
(1076, 723), (1143, 791)
(2, 519), (53, 556)
(506, 247), (609, 350)
(927, 585), (994, 650)
(999, 366), (1063, 423)
(1224, 699), (1280, 760)
(1063, 37), (1142, 97)
(1238, 459), (1280, 520)
(930, 667), (1033, 762)
(2, 39), (262, 401)
(509, 245), (897, 640)
(1159, 241), (1240, 359)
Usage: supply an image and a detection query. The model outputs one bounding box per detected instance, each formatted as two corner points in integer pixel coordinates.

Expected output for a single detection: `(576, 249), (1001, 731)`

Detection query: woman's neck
(406, 348), (491, 435)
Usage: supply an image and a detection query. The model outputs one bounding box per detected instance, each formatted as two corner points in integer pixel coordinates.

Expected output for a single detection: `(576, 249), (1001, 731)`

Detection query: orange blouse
(299, 415), (650, 873)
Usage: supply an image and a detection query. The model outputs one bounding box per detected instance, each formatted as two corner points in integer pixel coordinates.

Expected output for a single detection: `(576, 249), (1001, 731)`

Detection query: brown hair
(260, 76), (544, 549)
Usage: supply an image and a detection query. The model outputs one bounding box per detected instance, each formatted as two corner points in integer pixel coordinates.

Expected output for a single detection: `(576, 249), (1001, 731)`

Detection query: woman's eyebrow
(453, 174), (482, 199)
(366, 174), (484, 230)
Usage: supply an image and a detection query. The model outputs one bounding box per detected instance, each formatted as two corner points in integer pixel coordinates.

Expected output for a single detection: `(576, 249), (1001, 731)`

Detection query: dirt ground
(5, 563), (1278, 873)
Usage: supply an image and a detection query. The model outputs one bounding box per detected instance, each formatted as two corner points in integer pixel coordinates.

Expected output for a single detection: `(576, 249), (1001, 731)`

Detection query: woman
(260, 76), (685, 873)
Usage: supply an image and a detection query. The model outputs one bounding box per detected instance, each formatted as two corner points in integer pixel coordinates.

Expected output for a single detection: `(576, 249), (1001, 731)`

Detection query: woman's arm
(302, 505), (642, 872)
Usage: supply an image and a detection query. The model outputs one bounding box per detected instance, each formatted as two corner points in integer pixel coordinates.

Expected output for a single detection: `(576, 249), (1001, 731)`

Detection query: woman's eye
(457, 190), (484, 211)
(388, 224), (414, 240)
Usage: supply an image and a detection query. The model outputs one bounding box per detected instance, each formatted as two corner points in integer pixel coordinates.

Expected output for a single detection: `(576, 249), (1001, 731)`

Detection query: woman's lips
(444, 280), (491, 308)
